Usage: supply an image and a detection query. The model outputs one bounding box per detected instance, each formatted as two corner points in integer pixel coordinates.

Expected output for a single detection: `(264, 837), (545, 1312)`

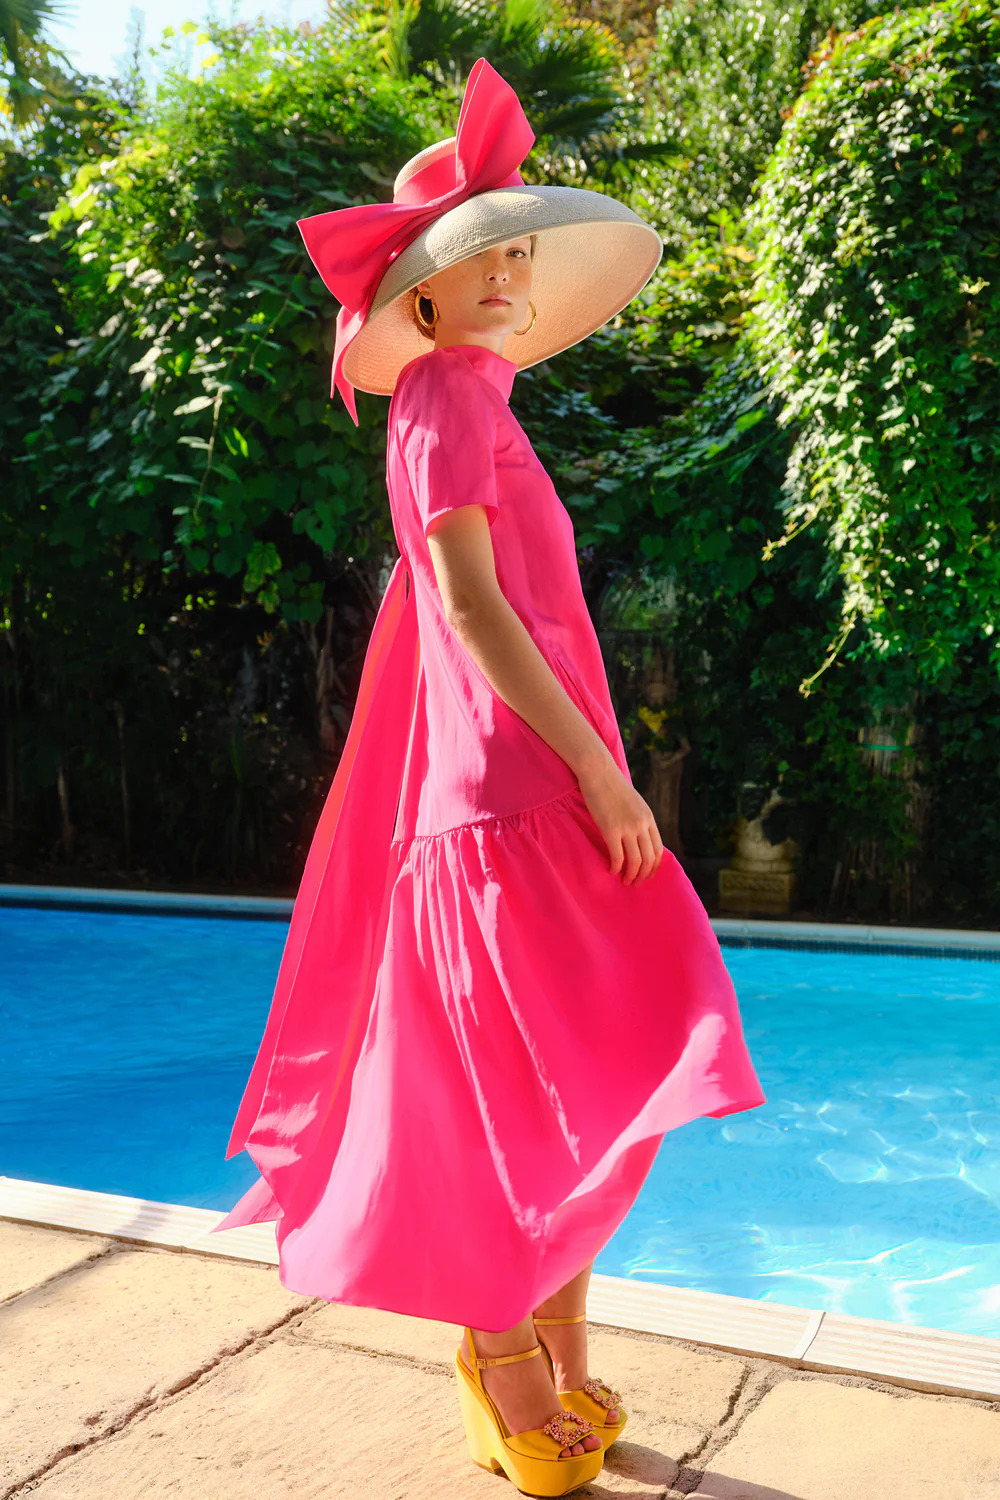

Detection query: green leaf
(173, 395), (216, 417)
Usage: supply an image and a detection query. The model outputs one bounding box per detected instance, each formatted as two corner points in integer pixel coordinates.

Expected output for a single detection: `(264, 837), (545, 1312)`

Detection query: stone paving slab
(690, 1376), (1000, 1500)
(297, 1300), (748, 1481)
(5, 1220), (1000, 1500)
(0, 1221), (115, 1302)
(0, 1242), (313, 1492)
(25, 1330), (692, 1499)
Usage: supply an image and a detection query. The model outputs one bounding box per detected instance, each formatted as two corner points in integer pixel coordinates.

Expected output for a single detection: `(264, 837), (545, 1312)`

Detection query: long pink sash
(211, 556), (418, 1233)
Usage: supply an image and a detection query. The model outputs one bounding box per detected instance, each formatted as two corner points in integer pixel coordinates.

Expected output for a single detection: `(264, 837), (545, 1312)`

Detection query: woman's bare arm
(426, 504), (664, 884)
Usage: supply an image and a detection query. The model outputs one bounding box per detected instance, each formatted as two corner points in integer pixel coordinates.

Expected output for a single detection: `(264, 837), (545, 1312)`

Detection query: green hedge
(744, 0), (1000, 680)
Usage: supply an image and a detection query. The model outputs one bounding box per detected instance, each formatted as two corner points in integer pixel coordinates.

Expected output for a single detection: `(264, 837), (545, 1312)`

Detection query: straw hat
(297, 58), (663, 424)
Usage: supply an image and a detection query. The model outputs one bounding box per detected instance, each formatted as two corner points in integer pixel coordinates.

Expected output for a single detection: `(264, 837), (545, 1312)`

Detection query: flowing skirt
(212, 560), (766, 1329)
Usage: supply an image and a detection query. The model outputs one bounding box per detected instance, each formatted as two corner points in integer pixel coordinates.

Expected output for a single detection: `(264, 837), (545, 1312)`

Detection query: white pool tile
(802, 1307), (1000, 1401)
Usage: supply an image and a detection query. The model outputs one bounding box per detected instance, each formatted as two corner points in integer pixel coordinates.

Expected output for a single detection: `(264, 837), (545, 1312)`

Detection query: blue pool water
(2, 905), (998, 1338)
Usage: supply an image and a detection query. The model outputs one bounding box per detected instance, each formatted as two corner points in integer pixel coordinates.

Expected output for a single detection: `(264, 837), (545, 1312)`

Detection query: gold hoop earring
(514, 299), (537, 337)
(414, 292), (439, 332)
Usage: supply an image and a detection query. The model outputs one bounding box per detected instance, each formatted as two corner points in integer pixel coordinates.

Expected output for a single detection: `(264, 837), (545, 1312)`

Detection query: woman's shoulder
(392, 346), (491, 418)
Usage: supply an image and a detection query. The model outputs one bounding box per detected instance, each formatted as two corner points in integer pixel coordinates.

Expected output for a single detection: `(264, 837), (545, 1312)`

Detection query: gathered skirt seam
(391, 783), (581, 848)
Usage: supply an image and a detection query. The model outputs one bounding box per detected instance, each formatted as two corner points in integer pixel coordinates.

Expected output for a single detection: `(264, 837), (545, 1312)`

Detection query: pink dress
(211, 341), (766, 1331)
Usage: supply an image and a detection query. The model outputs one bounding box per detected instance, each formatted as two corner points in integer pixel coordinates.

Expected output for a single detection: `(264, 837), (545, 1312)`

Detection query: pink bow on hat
(296, 57), (535, 425)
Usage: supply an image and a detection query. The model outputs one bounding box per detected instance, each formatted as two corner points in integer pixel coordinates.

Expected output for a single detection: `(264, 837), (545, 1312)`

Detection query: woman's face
(416, 236), (534, 340)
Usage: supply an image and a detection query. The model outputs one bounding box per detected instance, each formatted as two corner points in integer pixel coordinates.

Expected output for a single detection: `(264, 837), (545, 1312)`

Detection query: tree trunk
(56, 749), (74, 861)
(114, 701), (131, 868)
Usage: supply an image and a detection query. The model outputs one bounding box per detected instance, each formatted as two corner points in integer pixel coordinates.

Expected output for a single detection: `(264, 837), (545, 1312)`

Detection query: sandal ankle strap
(533, 1313), (587, 1325)
(472, 1342), (544, 1368)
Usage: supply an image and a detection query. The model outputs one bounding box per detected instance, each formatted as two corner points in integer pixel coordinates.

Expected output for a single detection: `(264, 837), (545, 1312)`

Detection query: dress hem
(263, 1078), (766, 1332)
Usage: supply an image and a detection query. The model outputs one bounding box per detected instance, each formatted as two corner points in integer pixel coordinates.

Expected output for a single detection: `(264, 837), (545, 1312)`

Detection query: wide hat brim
(341, 185), (663, 397)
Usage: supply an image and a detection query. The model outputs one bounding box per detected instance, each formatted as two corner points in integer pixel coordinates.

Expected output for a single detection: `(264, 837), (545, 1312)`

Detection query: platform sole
(455, 1352), (604, 1496)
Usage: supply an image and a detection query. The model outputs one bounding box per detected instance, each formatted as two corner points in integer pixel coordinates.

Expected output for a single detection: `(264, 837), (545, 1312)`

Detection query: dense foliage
(33, 29), (428, 619)
(2, 0), (998, 920)
(744, 0), (1000, 679)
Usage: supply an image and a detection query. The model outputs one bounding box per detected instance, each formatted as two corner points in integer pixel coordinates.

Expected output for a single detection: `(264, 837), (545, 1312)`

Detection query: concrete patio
(2, 1218), (999, 1500)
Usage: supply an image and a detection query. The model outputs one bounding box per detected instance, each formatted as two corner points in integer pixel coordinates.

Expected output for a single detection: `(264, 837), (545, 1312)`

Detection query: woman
(212, 59), (766, 1496)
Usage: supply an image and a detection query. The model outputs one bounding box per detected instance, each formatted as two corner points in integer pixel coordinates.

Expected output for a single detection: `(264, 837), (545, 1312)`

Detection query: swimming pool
(3, 902), (998, 1338)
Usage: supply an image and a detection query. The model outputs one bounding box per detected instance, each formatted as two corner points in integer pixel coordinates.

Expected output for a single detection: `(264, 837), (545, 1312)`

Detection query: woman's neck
(431, 326), (509, 358)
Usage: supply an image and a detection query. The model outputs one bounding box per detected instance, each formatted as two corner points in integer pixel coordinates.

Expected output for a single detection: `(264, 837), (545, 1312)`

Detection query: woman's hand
(577, 758), (665, 885)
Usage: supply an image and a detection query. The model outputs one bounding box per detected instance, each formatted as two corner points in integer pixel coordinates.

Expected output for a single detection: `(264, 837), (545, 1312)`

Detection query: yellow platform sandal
(533, 1314), (628, 1450)
(455, 1326), (605, 1495)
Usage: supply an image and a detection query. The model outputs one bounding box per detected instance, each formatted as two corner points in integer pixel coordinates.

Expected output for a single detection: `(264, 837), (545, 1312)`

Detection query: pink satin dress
(212, 341), (766, 1331)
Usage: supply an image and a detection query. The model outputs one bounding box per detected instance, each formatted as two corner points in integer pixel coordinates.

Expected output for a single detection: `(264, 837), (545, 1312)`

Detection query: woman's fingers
(617, 832), (639, 884)
(621, 828), (646, 885)
(637, 825), (659, 882)
(578, 768), (665, 884)
(619, 822), (663, 884)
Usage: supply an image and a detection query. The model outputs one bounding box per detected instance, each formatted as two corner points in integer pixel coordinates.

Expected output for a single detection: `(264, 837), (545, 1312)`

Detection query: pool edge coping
(3, 880), (999, 950)
(0, 883), (292, 915)
(3, 1175), (998, 1405)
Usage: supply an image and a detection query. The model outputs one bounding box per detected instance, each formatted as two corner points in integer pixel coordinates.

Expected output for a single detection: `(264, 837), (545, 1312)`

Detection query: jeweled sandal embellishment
(542, 1409), (594, 1447)
(583, 1377), (622, 1412)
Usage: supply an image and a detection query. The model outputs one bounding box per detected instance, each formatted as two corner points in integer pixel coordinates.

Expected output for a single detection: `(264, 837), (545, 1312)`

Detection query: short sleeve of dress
(394, 352), (500, 538)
